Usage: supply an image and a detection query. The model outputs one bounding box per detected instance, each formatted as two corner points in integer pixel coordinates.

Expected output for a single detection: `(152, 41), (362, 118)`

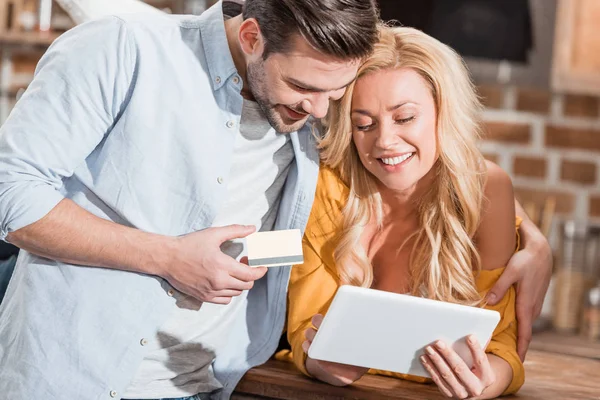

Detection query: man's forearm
(6, 198), (174, 276)
(514, 199), (529, 222)
(514, 199), (546, 249)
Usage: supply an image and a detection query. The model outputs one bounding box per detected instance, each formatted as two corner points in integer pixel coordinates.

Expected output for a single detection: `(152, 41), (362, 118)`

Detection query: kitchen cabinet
(552, 0), (600, 95)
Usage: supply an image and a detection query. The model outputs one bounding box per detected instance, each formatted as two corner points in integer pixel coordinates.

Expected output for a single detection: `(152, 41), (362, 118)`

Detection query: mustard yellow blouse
(277, 166), (525, 396)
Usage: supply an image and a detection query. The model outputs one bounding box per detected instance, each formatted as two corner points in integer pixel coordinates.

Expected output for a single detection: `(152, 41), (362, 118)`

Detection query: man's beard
(246, 60), (309, 134)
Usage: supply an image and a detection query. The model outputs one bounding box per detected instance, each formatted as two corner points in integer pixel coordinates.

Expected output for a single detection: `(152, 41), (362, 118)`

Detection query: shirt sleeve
(0, 16), (137, 240)
(286, 167), (346, 377)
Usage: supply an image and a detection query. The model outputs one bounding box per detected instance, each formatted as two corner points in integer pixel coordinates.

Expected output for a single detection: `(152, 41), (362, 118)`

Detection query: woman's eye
(355, 124), (374, 131)
(396, 116), (415, 124)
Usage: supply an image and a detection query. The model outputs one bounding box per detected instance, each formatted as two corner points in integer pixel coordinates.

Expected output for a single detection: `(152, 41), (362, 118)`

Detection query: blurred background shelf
(0, 30), (59, 46)
(0, 0), (211, 121)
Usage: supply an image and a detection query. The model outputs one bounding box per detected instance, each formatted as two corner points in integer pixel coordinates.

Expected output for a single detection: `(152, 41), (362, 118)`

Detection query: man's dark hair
(242, 0), (379, 60)
(223, 1), (244, 19)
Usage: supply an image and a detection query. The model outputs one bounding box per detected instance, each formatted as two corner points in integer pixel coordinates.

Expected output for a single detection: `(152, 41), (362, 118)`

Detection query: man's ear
(239, 18), (265, 58)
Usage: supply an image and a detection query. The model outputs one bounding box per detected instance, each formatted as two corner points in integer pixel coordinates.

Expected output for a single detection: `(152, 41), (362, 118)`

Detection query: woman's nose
(374, 123), (402, 149)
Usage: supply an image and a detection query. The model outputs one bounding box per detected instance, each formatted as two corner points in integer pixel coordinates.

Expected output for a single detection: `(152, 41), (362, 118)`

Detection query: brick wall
(478, 85), (600, 230)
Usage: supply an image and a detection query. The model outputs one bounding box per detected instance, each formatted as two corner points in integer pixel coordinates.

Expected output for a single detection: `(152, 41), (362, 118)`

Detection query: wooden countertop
(233, 350), (600, 400)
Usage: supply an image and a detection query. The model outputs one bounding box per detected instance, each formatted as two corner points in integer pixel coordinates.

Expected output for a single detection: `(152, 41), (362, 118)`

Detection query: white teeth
(381, 153), (413, 166)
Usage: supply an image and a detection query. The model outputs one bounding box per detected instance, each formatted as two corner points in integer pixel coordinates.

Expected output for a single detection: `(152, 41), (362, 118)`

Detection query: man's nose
(302, 94), (330, 119)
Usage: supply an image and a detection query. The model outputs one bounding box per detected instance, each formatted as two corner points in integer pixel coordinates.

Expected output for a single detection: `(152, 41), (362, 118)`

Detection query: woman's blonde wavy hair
(319, 26), (486, 305)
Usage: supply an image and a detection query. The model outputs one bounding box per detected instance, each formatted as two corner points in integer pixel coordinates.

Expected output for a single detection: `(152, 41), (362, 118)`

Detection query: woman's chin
(377, 178), (418, 194)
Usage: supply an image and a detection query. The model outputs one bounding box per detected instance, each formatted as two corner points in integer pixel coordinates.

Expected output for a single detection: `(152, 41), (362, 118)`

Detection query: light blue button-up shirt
(0, 2), (319, 399)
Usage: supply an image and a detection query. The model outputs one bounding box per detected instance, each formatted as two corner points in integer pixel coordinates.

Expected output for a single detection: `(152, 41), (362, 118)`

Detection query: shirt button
(232, 76), (240, 84)
(217, 177), (224, 184)
(167, 289), (175, 297)
(226, 120), (235, 129)
(140, 338), (149, 346)
(110, 390), (117, 398)
(215, 76), (221, 84)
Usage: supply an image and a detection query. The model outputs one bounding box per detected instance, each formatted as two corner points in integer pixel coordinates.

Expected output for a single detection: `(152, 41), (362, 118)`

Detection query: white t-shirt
(123, 99), (294, 398)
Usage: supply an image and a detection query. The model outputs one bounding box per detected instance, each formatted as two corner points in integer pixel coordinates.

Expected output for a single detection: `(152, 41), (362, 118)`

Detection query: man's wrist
(519, 218), (547, 251)
(127, 231), (177, 278)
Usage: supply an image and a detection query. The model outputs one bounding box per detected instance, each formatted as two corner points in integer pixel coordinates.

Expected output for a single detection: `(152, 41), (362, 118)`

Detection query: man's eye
(292, 84), (310, 92)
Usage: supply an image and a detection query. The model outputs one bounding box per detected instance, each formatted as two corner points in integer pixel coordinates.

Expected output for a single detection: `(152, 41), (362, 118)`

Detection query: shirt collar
(199, 1), (240, 91)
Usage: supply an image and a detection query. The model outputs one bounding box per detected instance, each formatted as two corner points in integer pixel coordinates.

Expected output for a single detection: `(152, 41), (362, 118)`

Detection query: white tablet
(308, 285), (501, 378)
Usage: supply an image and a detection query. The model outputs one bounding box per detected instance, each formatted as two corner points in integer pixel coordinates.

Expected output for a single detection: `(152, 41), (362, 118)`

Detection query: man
(0, 1), (550, 399)
(0, 1), (377, 399)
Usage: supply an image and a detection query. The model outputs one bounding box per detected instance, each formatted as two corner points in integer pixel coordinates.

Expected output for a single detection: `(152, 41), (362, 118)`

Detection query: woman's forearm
(481, 354), (513, 399)
(306, 356), (350, 386)
(305, 356), (368, 387)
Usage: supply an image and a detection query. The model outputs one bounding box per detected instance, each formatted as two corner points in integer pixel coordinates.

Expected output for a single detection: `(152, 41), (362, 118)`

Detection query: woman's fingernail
(468, 335), (475, 345)
(420, 355), (427, 364)
(426, 346), (435, 355)
(435, 341), (445, 349)
(487, 293), (497, 303)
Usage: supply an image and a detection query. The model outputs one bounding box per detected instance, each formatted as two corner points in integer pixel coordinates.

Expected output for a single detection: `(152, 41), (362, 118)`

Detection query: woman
(281, 26), (524, 399)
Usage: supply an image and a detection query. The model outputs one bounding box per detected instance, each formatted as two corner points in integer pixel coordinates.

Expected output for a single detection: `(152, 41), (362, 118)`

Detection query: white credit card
(246, 229), (304, 267)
